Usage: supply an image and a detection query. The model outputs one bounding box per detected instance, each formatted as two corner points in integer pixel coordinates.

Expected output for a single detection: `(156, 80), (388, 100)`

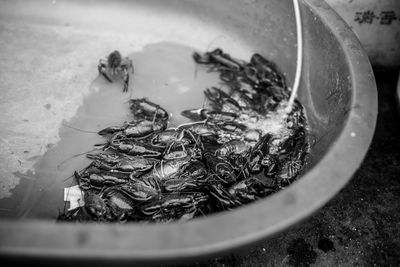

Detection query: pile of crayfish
(58, 48), (310, 223)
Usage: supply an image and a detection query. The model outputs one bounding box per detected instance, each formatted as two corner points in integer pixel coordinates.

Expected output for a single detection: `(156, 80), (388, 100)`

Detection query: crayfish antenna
(62, 123), (98, 134)
(56, 148), (100, 170)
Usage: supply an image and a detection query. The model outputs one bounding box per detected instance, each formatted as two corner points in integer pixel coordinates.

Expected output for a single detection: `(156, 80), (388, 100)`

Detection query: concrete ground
(179, 70), (400, 266)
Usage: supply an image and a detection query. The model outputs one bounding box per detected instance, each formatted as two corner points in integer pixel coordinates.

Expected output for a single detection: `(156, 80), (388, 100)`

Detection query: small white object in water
(64, 185), (85, 211)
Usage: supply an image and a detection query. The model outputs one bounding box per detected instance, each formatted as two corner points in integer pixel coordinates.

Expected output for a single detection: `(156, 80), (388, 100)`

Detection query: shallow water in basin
(0, 42), (221, 219)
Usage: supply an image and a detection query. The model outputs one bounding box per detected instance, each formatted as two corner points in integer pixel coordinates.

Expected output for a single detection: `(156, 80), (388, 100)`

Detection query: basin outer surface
(0, 0), (377, 264)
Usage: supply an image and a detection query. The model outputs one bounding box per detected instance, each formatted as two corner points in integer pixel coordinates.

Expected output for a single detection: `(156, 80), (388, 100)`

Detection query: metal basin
(0, 0), (377, 264)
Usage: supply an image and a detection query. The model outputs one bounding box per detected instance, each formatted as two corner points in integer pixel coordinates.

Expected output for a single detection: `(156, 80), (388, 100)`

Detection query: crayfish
(98, 50), (134, 93)
(59, 48), (310, 224)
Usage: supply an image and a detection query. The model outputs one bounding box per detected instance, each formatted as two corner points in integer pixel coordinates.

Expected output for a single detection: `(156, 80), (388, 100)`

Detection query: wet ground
(174, 70), (399, 266)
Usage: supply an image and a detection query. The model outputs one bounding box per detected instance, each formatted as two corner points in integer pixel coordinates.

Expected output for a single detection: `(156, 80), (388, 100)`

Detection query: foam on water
(239, 103), (292, 138)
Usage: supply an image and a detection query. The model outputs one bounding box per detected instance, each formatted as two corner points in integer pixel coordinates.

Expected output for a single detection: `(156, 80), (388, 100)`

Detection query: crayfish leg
(123, 68), (129, 93)
(98, 59), (112, 83)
